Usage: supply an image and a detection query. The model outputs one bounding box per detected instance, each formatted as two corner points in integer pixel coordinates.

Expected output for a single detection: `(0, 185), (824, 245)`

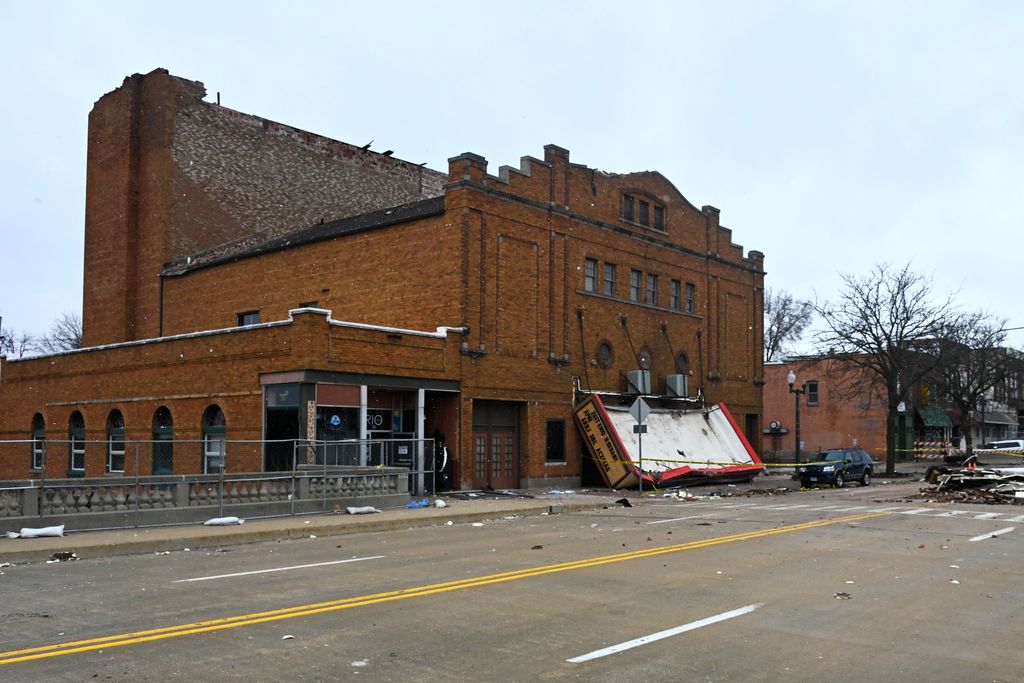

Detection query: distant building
(0, 69), (766, 488)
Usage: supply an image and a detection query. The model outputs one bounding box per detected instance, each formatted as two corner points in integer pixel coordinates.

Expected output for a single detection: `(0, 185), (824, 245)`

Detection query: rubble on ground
(915, 466), (1024, 505)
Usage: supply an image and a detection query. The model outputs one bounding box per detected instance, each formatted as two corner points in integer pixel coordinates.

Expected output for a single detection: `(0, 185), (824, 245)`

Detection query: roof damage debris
(920, 466), (1024, 504)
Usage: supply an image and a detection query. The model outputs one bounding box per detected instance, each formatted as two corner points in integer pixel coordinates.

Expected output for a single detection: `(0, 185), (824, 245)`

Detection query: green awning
(917, 405), (952, 428)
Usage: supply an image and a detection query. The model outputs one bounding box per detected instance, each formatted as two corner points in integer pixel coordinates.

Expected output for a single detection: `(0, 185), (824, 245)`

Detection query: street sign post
(630, 398), (650, 496)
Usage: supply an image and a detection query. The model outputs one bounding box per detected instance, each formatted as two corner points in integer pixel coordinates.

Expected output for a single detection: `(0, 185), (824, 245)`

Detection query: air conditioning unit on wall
(626, 370), (651, 394)
(666, 374), (689, 398)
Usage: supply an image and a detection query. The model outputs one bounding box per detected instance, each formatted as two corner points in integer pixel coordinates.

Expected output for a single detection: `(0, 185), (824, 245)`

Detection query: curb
(1, 497), (606, 565)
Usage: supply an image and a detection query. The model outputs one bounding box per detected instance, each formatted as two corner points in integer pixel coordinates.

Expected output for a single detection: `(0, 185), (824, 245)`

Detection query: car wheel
(800, 479), (812, 488)
(834, 472), (845, 488)
(861, 469), (871, 486)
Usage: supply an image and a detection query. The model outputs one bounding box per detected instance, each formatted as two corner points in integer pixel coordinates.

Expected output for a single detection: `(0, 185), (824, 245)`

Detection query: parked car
(980, 439), (1024, 451)
(798, 448), (874, 488)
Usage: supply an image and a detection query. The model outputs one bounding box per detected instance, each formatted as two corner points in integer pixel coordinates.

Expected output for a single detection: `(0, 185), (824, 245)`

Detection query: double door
(471, 401), (519, 490)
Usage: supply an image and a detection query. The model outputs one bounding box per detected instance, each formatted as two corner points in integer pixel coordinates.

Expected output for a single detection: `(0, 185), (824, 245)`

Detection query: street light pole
(787, 370), (806, 465)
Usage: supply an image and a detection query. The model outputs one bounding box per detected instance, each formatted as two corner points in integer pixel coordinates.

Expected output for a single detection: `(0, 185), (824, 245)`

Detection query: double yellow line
(0, 511), (887, 666)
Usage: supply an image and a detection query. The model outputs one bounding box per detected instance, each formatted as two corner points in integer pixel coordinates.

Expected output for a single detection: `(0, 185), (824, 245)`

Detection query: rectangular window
(654, 205), (665, 230)
(108, 432), (125, 473)
(623, 195), (634, 222)
(630, 269), (642, 302)
(31, 436), (45, 471)
(298, 301), (318, 309)
(670, 279), (681, 310)
(70, 434), (85, 473)
(685, 283), (696, 313)
(545, 419), (566, 463)
(237, 310), (260, 326)
(603, 263), (617, 297)
(646, 274), (658, 306)
(807, 381), (820, 406)
(204, 434), (226, 473)
(584, 258), (598, 292)
(638, 200), (650, 225)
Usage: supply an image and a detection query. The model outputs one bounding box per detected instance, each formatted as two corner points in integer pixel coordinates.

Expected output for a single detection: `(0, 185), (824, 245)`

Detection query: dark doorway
(265, 408), (299, 471)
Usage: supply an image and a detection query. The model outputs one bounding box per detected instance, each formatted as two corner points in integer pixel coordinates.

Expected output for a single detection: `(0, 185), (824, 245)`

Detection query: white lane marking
(647, 513), (717, 525)
(968, 527), (1015, 542)
(898, 508), (937, 515)
(173, 556), (384, 583)
(808, 505), (850, 511)
(765, 504), (812, 510)
(873, 507), (907, 512)
(938, 510), (972, 518)
(714, 503), (759, 509)
(829, 506), (868, 512)
(567, 604), (762, 663)
(973, 513), (1003, 520)
(1004, 514), (1024, 523)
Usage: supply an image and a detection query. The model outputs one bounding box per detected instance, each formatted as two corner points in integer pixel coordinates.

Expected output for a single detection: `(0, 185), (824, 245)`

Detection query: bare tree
(0, 322), (36, 358)
(813, 263), (958, 475)
(36, 313), (83, 353)
(934, 313), (1009, 455)
(764, 288), (813, 361)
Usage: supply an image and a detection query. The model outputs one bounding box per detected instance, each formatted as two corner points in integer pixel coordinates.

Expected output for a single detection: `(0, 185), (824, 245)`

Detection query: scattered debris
(834, 592), (852, 600)
(950, 579), (960, 585)
(471, 522), (485, 527)
(47, 551), (78, 563)
(351, 660), (368, 667)
(203, 516), (244, 526)
(281, 634), (295, 640)
(918, 466), (1024, 504)
(434, 499), (447, 508)
(614, 498), (633, 507)
(6, 525), (65, 539)
(406, 499), (430, 508)
(531, 545), (543, 550)
(346, 506), (381, 515)
(546, 490), (576, 495)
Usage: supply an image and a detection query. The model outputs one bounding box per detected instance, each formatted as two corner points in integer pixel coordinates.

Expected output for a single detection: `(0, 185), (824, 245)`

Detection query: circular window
(638, 347), (653, 370)
(596, 341), (614, 368)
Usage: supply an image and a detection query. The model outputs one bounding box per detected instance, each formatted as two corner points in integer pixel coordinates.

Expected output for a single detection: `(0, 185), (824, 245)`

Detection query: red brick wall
(763, 360), (887, 461)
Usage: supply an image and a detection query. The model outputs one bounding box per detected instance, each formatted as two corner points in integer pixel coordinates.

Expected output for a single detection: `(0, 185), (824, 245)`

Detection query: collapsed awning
(574, 394), (763, 489)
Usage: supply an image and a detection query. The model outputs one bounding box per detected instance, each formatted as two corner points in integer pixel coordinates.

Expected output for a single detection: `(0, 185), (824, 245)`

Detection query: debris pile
(918, 466), (1024, 505)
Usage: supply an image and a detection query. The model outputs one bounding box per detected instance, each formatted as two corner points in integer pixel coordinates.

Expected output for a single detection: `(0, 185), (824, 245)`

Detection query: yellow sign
(574, 396), (639, 489)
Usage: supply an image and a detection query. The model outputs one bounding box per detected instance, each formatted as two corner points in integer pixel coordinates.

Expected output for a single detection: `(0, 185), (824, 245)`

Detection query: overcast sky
(1, 1), (1022, 350)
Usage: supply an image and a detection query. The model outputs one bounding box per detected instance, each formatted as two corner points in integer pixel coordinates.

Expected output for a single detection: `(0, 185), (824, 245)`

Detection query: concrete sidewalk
(0, 493), (609, 565)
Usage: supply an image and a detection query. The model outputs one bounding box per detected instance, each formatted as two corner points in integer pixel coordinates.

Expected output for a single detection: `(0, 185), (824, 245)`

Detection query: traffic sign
(629, 397), (650, 425)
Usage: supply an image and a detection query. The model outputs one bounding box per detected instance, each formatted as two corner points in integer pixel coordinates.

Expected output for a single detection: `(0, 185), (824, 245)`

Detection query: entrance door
(265, 407), (299, 471)
(471, 401), (519, 490)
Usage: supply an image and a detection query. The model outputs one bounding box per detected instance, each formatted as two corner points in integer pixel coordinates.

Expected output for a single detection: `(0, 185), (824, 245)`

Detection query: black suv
(798, 448), (874, 488)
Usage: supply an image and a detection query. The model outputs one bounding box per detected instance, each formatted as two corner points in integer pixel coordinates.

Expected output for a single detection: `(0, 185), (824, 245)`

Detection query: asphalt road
(2, 479), (1022, 682)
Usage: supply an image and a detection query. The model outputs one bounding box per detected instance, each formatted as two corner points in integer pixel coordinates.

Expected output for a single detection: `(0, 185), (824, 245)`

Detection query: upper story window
(603, 263), (617, 297)
(622, 193), (665, 230)
(685, 283), (696, 313)
(806, 381), (820, 405)
(584, 258), (598, 292)
(237, 310), (260, 326)
(646, 274), (658, 306)
(630, 270), (642, 302)
(670, 280), (681, 310)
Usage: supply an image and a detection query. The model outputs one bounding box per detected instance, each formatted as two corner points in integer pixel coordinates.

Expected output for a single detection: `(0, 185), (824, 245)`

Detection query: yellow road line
(0, 511), (887, 666)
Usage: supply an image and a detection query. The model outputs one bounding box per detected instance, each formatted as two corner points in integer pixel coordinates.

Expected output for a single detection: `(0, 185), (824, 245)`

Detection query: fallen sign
(573, 394), (763, 490)
(922, 465), (1024, 504)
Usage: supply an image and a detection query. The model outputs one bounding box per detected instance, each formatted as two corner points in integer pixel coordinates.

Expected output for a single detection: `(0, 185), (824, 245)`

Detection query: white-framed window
(670, 279), (681, 310)
(584, 258), (598, 292)
(646, 274), (658, 306)
(68, 411), (85, 475)
(603, 263), (617, 297)
(107, 410), (125, 473)
(30, 413), (45, 471)
(237, 310), (260, 326)
(807, 381), (820, 405)
(630, 269), (642, 302)
(685, 283), (696, 313)
(203, 405), (226, 473)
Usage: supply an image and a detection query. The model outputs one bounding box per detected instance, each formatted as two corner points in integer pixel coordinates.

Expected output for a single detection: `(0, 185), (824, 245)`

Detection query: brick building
(0, 68), (766, 489)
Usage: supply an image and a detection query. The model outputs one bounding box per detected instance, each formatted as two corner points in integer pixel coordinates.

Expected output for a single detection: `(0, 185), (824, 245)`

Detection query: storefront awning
(980, 411), (1018, 426)
(916, 405), (952, 429)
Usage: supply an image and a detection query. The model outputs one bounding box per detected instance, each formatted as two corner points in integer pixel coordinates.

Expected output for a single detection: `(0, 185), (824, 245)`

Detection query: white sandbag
(346, 506), (381, 515)
(14, 525), (65, 538)
(203, 516), (245, 526)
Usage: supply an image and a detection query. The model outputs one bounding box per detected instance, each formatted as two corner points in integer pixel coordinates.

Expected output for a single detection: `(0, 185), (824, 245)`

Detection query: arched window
(107, 410), (125, 473)
(68, 411), (85, 476)
(30, 413), (45, 471)
(152, 407), (174, 475)
(202, 405), (226, 474)
(676, 352), (690, 375)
